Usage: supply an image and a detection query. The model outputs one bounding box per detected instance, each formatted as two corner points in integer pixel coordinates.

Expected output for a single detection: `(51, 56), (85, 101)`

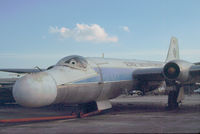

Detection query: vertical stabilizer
(165, 37), (180, 62)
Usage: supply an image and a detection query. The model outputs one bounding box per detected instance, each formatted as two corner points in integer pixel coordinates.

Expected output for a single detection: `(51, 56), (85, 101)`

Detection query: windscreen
(56, 55), (88, 69)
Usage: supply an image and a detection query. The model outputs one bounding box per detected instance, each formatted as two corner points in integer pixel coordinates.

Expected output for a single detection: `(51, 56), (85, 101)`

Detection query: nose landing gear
(77, 101), (112, 117)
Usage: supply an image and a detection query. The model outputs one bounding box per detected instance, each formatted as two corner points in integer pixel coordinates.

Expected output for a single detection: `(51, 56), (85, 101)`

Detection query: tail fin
(165, 36), (180, 62)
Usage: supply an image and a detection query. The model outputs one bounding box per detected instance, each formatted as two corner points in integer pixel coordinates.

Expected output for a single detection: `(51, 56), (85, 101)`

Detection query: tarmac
(0, 95), (200, 133)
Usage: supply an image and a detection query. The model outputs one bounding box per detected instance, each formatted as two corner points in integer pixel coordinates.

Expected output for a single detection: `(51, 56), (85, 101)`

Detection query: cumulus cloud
(122, 26), (130, 32)
(49, 24), (118, 43)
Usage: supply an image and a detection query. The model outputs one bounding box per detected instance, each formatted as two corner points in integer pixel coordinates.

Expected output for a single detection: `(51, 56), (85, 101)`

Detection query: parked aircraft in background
(0, 37), (200, 113)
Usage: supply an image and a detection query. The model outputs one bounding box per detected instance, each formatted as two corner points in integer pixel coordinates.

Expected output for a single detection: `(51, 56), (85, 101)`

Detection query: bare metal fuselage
(13, 57), (163, 107)
(2, 37), (199, 111)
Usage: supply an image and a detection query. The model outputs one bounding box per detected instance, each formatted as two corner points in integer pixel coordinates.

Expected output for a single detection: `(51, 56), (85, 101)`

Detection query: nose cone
(13, 72), (57, 107)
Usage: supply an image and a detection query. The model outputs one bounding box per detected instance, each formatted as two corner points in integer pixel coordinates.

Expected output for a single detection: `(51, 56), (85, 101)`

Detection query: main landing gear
(167, 83), (184, 110)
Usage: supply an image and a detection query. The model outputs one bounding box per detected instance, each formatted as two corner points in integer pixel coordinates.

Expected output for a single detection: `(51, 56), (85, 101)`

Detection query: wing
(0, 68), (40, 85)
(0, 68), (44, 74)
(0, 68), (45, 104)
(132, 67), (165, 93)
(133, 62), (200, 85)
(133, 67), (164, 81)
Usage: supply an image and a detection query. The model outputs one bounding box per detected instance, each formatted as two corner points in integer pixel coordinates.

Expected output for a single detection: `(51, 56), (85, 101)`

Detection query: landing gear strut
(76, 101), (112, 118)
(78, 101), (98, 116)
(167, 84), (182, 110)
(167, 90), (179, 109)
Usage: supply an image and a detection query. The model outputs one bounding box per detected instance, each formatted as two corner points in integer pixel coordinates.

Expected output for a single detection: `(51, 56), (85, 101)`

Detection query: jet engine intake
(163, 60), (193, 83)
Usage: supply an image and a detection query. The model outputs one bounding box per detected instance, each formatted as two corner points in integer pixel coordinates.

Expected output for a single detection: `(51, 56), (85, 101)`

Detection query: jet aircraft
(0, 37), (200, 114)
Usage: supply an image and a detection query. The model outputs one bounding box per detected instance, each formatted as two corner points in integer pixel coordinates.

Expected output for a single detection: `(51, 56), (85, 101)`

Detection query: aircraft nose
(13, 72), (57, 107)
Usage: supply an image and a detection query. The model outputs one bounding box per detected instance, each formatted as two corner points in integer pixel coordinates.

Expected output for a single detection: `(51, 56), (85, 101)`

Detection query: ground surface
(0, 95), (200, 133)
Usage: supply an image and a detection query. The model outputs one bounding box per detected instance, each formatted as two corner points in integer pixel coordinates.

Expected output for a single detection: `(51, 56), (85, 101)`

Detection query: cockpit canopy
(56, 55), (88, 69)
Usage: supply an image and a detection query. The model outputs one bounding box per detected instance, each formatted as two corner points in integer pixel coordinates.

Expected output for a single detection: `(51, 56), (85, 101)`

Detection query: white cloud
(49, 24), (118, 43)
(122, 26), (130, 32)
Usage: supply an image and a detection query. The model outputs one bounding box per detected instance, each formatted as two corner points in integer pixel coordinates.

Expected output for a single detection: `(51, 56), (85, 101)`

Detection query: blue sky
(0, 0), (200, 68)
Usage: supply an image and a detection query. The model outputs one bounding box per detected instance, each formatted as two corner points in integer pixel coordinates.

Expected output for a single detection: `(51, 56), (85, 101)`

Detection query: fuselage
(13, 55), (164, 107)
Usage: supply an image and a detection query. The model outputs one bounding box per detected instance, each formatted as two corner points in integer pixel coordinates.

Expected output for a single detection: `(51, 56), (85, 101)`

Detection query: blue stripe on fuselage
(74, 75), (100, 83)
(74, 67), (134, 84)
(100, 67), (134, 82)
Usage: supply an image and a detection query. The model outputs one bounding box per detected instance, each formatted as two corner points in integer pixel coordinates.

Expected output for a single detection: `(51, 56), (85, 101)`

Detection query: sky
(0, 0), (200, 68)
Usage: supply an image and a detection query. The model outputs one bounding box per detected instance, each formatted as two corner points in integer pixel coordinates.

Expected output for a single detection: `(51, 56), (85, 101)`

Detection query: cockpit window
(56, 55), (88, 69)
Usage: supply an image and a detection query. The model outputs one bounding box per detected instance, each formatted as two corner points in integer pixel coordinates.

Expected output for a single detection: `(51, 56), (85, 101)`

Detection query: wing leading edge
(0, 68), (44, 74)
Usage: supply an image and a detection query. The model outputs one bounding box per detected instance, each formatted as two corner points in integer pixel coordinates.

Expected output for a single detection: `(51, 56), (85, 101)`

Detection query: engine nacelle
(163, 60), (193, 83)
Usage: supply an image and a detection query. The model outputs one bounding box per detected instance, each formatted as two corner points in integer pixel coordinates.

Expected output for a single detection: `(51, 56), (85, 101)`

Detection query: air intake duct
(163, 60), (193, 83)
